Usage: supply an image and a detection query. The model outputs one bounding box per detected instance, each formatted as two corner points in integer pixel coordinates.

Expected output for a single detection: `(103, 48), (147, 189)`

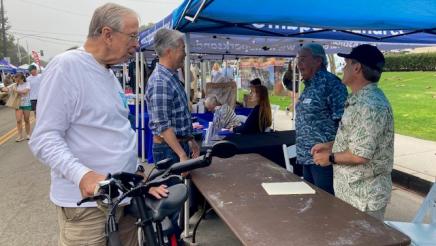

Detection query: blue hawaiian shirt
(145, 64), (193, 137)
(295, 69), (348, 165)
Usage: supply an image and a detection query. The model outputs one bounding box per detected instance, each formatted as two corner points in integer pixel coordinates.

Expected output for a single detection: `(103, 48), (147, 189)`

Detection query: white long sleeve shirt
(27, 74), (42, 100)
(29, 48), (137, 207)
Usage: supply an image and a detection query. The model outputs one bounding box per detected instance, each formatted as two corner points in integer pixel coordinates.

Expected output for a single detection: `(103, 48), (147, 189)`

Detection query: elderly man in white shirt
(29, 3), (167, 245)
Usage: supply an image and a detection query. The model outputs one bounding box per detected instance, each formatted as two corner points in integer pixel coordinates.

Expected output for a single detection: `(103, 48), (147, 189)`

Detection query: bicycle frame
(78, 141), (238, 246)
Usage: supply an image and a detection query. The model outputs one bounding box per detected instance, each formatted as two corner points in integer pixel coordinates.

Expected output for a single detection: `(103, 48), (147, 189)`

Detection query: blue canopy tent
(135, 0), (436, 161)
(136, 2), (436, 235)
(138, 0), (436, 99)
(0, 59), (17, 73)
(171, 0), (436, 43)
(140, 0), (436, 53)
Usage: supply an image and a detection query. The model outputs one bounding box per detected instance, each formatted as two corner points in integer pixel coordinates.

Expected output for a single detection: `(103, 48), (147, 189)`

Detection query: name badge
(303, 98), (312, 104)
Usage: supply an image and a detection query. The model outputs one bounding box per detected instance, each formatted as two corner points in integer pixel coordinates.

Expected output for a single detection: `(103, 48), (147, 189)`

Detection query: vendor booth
(131, 0), (436, 244)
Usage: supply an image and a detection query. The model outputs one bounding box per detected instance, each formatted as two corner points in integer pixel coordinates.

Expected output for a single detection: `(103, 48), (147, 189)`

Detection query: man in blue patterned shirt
(295, 43), (348, 194)
(146, 28), (200, 165)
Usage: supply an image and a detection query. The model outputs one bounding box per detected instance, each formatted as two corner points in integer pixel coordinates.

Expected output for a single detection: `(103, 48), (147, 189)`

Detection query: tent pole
(140, 52), (146, 163)
(174, 0), (193, 28)
(200, 60), (206, 98)
(291, 58), (298, 129)
(122, 63), (126, 91)
(184, 33), (191, 99)
(135, 52), (140, 159)
(183, 32), (191, 239)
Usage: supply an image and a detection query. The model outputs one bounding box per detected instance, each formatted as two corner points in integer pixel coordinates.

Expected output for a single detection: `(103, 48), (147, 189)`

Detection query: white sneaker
(15, 137), (25, 142)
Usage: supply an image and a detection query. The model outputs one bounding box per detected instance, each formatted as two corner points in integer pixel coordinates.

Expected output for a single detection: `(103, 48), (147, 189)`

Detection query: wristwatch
(136, 164), (145, 173)
(329, 153), (336, 164)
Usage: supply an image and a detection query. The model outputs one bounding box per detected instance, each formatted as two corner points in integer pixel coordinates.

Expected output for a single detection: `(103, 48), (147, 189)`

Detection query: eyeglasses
(114, 30), (139, 42)
(296, 55), (312, 63)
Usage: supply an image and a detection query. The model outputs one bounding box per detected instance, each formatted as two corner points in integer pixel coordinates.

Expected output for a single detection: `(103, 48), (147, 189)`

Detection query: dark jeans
(302, 164), (335, 195)
(151, 141), (190, 230)
(152, 141), (190, 164)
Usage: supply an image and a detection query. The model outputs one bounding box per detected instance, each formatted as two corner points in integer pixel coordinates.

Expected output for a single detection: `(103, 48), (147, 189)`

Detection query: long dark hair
(15, 72), (26, 83)
(253, 85), (272, 131)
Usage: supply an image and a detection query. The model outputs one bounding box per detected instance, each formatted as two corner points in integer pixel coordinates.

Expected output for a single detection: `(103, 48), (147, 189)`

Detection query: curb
(392, 169), (433, 196)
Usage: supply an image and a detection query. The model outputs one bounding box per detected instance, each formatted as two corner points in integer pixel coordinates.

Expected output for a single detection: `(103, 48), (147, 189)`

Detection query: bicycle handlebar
(77, 140), (237, 206)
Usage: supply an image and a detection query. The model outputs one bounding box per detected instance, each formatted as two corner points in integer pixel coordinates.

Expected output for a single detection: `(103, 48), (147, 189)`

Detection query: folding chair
(282, 144), (296, 173)
(385, 180), (436, 245)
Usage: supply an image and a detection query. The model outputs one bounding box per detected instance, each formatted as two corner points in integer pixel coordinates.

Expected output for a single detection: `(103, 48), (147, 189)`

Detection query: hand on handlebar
(178, 153), (190, 177)
(148, 184), (169, 199)
(189, 140), (200, 158)
(79, 171), (106, 198)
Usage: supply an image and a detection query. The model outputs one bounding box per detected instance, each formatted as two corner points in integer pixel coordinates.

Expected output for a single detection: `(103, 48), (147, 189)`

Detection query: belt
(153, 135), (194, 144)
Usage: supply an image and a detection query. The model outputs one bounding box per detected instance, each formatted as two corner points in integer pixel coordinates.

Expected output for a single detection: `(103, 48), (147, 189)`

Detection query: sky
(5, 0), (182, 63)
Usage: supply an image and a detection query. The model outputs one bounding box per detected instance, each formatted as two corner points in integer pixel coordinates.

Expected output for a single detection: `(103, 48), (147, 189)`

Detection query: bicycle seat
(145, 183), (188, 222)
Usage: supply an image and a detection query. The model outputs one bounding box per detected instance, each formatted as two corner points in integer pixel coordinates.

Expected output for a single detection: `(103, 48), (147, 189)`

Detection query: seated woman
(205, 95), (240, 129)
(233, 85), (272, 134)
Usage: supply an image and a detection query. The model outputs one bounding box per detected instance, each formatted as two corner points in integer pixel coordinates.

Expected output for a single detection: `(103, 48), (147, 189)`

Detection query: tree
(139, 22), (155, 32)
(327, 54), (336, 74)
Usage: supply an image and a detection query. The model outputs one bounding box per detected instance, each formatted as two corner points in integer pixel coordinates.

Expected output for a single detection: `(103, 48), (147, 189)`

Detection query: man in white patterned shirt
(312, 44), (393, 220)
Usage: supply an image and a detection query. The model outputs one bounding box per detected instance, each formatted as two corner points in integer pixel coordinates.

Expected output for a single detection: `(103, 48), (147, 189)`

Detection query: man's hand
(311, 142), (333, 155)
(79, 171), (106, 198)
(189, 140), (200, 158)
(148, 185), (169, 199)
(313, 151), (331, 167)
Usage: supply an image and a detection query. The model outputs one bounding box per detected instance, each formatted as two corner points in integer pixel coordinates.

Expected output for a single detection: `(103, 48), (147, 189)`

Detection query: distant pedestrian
(1, 72), (32, 141)
(27, 65), (42, 118)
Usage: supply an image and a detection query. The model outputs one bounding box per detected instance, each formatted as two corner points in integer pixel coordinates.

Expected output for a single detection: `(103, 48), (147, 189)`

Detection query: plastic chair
(282, 144), (296, 173)
(385, 180), (436, 245)
(271, 104), (280, 130)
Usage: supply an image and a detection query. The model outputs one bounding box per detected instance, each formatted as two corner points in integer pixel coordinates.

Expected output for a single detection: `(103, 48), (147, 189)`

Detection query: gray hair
(351, 59), (382, 82)
(154, 28), (184, 57)
(88, 3), (138, 38)
(301, 43), (328, 68)
(205, 95), (219, 108)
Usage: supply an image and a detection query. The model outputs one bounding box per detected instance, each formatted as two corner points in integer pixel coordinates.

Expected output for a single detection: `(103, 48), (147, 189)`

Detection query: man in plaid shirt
(146, 28), (200, 165)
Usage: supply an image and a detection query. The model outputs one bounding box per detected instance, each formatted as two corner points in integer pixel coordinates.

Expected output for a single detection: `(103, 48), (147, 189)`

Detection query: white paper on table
(261, 182), (316, 195)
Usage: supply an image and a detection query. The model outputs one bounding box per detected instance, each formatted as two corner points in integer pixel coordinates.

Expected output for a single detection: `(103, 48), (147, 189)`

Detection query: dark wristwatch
(329, 153), (336, 164)
(136, 164), (145, 173)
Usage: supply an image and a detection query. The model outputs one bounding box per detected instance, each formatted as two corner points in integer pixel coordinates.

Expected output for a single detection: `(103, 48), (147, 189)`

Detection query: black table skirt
(222, 130), (302, 176)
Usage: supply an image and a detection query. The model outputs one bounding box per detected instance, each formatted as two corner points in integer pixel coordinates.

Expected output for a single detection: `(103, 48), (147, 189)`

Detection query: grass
(378, 71), (436, 141)
(238, 71), (436, 141)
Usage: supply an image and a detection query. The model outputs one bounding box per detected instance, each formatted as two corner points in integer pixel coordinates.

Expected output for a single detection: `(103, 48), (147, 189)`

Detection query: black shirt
(234, 105), (265, 134)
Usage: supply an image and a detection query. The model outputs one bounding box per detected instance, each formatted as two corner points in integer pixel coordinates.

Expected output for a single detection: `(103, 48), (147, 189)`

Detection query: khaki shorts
(56, 206), (138, 246)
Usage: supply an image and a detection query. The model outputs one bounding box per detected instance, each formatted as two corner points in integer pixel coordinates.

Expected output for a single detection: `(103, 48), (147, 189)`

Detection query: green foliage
(0, 13), (44, 65)
(385, 53), (436, 71)
(378, 71), (436, 141)
(238, 89), (292, 110)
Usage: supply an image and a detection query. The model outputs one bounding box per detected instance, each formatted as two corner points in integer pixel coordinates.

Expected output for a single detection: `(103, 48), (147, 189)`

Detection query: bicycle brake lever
(77, 194), (107, 206)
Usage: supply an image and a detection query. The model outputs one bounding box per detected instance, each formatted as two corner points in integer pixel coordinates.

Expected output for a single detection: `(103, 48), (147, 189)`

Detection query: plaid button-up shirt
(146, 64), (192, 137)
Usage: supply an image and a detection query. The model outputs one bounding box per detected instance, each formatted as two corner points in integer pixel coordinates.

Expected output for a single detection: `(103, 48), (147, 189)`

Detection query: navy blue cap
(338, 44), (385, 72)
